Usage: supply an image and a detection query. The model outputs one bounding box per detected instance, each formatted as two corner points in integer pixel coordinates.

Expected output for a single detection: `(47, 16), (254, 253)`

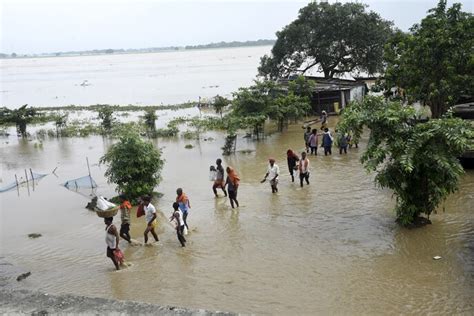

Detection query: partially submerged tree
(384, 0), (474, 118)
(271, 92), (311, 132)
(100, 130), (164, 201)
(97, 105), (114, 132)
(143, 108), (157, 131)
(259, 2), (393, 79)
(231, 80), (277, 139)
(212, 95), (230, 118)
(338, 96), (472, 226)
(0, 104), (38, 137)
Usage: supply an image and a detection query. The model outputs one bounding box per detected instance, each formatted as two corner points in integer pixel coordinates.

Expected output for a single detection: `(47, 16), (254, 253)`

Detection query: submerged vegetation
(100, 130), (164, 202)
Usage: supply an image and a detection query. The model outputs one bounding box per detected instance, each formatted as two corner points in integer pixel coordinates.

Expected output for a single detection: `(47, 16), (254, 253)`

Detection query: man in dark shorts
(212, 158), (227, 197)
(104, 217), (120, 270)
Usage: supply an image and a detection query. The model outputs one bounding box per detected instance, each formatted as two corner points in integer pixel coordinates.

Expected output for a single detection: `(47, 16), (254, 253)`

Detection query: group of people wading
(104, 114), (357, 270)
(104, 189), (191, 270)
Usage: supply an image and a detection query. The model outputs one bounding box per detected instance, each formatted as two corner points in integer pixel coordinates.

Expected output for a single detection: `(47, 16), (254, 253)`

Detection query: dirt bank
(0, 288), (235, 315)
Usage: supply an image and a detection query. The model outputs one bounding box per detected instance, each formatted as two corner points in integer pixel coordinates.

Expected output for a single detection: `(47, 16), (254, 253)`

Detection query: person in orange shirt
(225, 167), (240, 208)
(118, 194), (132, 243)
(176, 188), (191, 229)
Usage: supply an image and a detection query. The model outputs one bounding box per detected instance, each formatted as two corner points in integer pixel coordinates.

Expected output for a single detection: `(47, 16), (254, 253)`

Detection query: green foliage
(143, 109), (157, 131)
(100, 130), (164, 201)
(212, 95), (230, 117)
(97, 105), (115, 132)
(338, 96), (472, 226)
(384, 0), (474, 118)
(259, 2), (393, 79)
(222, 133), (237, 155)
(288, 75), (315, 99)
(271, 92), (311, 131)
(0, 104), (39, 137)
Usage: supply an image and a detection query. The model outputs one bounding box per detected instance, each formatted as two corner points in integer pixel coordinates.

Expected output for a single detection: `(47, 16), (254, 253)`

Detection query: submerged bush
(100, 130), (164, 201)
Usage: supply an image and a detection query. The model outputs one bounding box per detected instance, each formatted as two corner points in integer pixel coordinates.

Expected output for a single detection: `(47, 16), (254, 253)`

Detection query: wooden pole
(29, 168), (35, 191)
(15, 174), (20, 196)
(86, 157), (94, 189)
(24, 169), (29, 186)
(24, 169), (30, 195)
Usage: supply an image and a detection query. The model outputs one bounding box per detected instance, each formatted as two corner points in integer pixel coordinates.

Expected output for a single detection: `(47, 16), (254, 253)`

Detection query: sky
(1, 0), (472, 55)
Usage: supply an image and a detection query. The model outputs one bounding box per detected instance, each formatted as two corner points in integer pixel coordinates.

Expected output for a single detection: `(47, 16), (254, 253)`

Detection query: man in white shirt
(299, 151), (310, 187)
(143, 195), (159, 244)
(261, 158), (280, 193)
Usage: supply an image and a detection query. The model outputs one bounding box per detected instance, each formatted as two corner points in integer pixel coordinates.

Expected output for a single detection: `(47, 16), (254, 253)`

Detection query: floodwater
(1, 118), (473, 315)
(0, 46), (270, 107)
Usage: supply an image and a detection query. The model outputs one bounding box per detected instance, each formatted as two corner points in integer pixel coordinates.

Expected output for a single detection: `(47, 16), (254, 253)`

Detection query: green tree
(0, 104), (38, 137)
(259, 2), (393, 79)
(231, 80), (277, 139)
(143, 108), (157, 131)
(100, 130), (164, 201)
(212, 95), (229, 118)
(271, 92), (311, 131)
(287, 75), (315, 99)
(384, 0), (474, 118)
(97, 105), (114, 132)
(338, 96), (472, 226)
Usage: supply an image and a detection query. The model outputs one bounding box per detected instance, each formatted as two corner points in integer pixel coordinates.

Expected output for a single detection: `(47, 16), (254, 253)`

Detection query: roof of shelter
(278, 76), (366, 93)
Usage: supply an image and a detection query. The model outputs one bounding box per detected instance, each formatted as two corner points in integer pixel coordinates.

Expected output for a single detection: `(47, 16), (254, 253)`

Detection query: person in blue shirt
(322, 128), (333, 156)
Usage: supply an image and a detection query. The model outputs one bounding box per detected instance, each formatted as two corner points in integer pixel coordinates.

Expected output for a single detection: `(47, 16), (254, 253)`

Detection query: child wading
(212, 159), (227, 197)
(170, 202), (186, 247)
(119, 194), (132, 243)
(225, 166), (240, 208)
(104, 217), (120, 270)
(299, 152), (310, 187)
(176, 188), (191, 229)
(261, 158), (280, 193)
(143, 195), (159, 244)
(322, 128), (333, 156)
(308, 129), (319, 155)
(287, 149), (300, 182)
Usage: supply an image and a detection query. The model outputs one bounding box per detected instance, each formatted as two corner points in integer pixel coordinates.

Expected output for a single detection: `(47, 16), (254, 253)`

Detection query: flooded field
(0, 46), (270, 107)
(1, 117), (473, 314)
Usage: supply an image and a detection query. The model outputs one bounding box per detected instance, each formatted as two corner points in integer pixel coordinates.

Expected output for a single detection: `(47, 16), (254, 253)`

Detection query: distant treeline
(0, 39), (276, 59)
(184, 39), (276, 50)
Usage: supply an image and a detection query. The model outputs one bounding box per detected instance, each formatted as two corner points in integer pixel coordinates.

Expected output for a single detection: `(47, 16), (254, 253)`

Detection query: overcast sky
(1, 0), (472, 54)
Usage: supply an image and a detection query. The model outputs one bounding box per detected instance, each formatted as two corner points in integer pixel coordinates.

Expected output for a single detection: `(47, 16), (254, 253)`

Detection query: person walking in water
(299, 151), (310, 187)
(337, 130), (349, 154)
(287, 149), (300, 183)
(322, 128), (334, 156)
(118, 194), (132, 243)
(143, 195), (159, 244)
(212, 159), (227, 197)
(225, 166), (240, 208)
(176, 188), (191, 229)
(308, 129), (319, 155)
(104, 217), (120, 270)
(170, 202), (186, 247)
(321, 110), (328, 129)
(303, 126), (312, 153)
(261, 158), (280, 193)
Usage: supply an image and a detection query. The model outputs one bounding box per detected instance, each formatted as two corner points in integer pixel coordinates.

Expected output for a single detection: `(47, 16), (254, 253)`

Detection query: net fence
(63, 175), (97, 189)
(0, 171), (48, 193)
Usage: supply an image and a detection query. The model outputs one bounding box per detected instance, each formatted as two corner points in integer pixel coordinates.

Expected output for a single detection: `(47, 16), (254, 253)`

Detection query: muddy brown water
(0, 119), (473, 314)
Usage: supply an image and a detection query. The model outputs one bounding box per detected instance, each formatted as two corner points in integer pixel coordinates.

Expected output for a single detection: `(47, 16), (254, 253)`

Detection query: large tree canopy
(259, 2), (393, 79)
(384, 0), (474, 118)
(338, 96), (472, 226)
